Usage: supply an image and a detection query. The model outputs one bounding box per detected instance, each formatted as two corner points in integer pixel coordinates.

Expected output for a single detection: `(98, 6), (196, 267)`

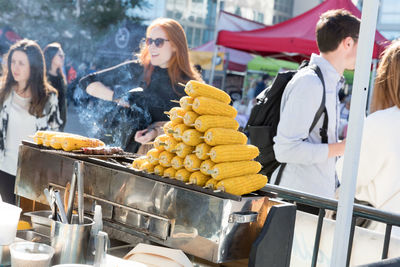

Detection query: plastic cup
(0, 201), (22, 245)
(10, 241), (55, 267)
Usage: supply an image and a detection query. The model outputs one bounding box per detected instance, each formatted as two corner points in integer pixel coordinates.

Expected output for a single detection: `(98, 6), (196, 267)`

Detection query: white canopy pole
(209, 0), (221, 85)
(367, 59), (378, 114)
(330, 1), (380, 266)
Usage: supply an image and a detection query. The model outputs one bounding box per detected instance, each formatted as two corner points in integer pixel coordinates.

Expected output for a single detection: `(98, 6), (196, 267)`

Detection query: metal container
(15, 142), (271, 263)
(51, 215), (94, 265)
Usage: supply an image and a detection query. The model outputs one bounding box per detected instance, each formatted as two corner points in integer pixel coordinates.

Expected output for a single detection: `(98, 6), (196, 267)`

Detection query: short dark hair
(262, 74), (270, 80)
(316, 9), (360, 53)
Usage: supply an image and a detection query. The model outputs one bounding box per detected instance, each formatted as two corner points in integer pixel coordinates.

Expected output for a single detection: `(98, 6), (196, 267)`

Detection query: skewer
(178, 82), (186, 87)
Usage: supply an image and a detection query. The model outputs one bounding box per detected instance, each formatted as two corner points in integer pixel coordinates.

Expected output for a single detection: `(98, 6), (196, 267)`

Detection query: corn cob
(32, 130), (58, 145)
(171, 156), (184, 170)
(194, 143), (211, 160)
(183, 111), (199, 126)
(179, 96), (194, 111)
(200, 159), (215, 176)
(163, 121), (178, 137)
(42, 131), (64, 147)
(194, 115), (239, 132)
(154, 134), (169, 151)
(50, 134), (78, 149)
(209, 144), (259, 163)
(204, 178), (218, 190)
(175, 168), (191, 182)
(189, 171), (209, 186)
(132, 156), (147, 169)
(184, 80), (231, 104)
(159, 151), (175, 167)
(164, 136), (179, 152)
(216, 174), (268, 196)
(146, 148), (161, 165)
(166, 107), (186, 124)
(184, 154), (202, 172)
(182, 129), (203, 146)
(62, 136), (105, 151)
(174, 142), (194, 158)
(141, 161), (155, 174)
(192, 97), (237, 118)
(209, 161), (262, 180)
(204, 128), (247, 146)
(163, 167), (177, 178)
(154, 165), (166, 176)
(173, 124), (191, 142)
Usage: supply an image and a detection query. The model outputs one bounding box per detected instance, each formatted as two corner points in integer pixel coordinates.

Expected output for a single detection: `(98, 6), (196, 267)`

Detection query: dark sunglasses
(145, 38), (169, 48)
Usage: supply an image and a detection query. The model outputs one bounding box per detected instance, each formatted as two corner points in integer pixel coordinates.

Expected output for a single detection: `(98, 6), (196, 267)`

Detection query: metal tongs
(66, 161), (85, 224)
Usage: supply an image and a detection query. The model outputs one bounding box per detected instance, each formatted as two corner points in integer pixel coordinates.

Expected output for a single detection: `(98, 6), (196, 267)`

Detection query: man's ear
(342, 36), (355, 50)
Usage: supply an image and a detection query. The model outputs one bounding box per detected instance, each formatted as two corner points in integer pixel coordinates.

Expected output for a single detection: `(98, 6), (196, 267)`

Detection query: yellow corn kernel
(182, 129), (203, 146)
(205, 178), (218, 190)
(184, 80), (231, 104)
(209, 161), (262, 180)
(192, 97), (237, 118)
(195, 115), (239, 132)
(62, 136), (104, 151)
(189, 171), (209, 186)
(166, 107), (186, 124)
(141, 161), (155, 174)
(154, 134), (169, 151)
(209, 144), (259, 163)
(171, 156), (184, 170)
(33, 130), (57, 145)
(180, 96), (194, 111)
(216, 174), (268, 196)
(50, 134), (78, 149)
(204, 128), (247, 146)
(184, 154), (202, 172)
(42, 131), (63, 147)
(173, 124), (191, 142)
(200, 159), (215, 176)
(132, 156), (147, 169)
(175, 168), (191, 182)
(164, 136), (179, 152)
(159, 151), (175, 167)
(163, 121), (178, 137)
(174, 142), (194, 158)
(194, 143), (211, 160)
(146, 148), (161, 165)
(183, 111), (199, 126)
(163, 167), (177, 178)
(154, 165), (165, 176)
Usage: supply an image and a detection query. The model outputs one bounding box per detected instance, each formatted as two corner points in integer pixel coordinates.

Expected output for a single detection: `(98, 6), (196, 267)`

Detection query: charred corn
(216, 174), (268, 196)
(184, 154), (202, 172)
(204, 128), (247, 146)
(171, 156), (184, 170)
(175, 168), (191, 182)
(209, 144), (259, 163)
(180, 96), (194, 111)
(146, 148), (161, 165)
(132, 156), (147, 169)
(182, 129), (203, 146)
(159, 151), (175, 167)
(173, 124), (191, 142)
(184, 80), (231, 104)
(154, 134), (169, 151)
(209, 161), (262, 180)
(200, 159), (215, 176)
(174, 142), (194, 158)
(163, 167), (177, 178)
(192, 97), (237, 118)
(183, 111), (199, 126)
(195, 115), (239, 132)
(154, 165), (166, 176)
(194, 143), (211, 160)
(62, 136), (104, 151)
(189, 171), (209, 186)
(205, 178), (218, 190)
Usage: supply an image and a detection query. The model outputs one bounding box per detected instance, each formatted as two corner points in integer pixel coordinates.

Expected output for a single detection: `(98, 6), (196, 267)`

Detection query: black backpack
(246, 61), (328, 184)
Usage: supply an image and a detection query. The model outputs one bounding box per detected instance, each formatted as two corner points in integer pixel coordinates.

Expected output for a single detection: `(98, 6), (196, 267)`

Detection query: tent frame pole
(330, 1), (379, 266)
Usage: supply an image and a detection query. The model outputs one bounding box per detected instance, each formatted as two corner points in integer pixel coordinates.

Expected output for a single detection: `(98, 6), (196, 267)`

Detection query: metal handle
(228, 211), (258, 224)
(54, 190), (68, 223)
(66, 172), (77, 223)
(75, 161), (85, 224)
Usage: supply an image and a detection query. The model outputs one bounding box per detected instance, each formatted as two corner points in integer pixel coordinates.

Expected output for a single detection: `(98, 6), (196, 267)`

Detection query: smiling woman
(79, 18), (203, 153)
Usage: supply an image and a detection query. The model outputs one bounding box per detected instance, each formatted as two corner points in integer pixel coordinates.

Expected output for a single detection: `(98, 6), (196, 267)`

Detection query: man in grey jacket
(271, 10), (360, 199)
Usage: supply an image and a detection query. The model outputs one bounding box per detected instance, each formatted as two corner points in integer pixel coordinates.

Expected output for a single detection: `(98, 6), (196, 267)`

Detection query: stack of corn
(32, 130), (105, 151)
(131, 80), (268, 195)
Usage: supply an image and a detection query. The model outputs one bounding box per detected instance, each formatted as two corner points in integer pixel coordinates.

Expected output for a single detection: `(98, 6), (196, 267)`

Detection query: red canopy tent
(216, 0), (389, 60)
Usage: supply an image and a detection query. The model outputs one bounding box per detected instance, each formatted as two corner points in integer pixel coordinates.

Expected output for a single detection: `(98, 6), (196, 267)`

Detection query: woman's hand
(134, 128), (157, 144)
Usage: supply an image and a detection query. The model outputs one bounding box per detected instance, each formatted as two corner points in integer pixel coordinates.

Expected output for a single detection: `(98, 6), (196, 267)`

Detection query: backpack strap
(275, 64), (328, 185)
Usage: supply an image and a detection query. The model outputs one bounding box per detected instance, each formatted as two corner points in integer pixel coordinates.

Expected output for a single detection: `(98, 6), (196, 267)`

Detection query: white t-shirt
(0, 92), (36, 175)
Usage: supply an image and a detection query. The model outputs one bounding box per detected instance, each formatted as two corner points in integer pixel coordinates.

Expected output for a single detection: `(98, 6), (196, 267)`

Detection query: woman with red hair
(80, 18), (202, 153)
